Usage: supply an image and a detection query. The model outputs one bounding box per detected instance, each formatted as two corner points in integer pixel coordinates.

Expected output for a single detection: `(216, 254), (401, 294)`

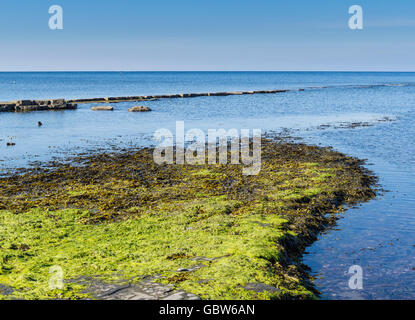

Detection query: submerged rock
(128, 106), (151, 112)
(91, 106), (114, 111)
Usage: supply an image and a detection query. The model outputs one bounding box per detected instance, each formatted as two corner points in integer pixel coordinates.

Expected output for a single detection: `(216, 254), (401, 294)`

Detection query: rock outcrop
(91, 106), (114, 111)
(0, 100), (77, 112)
(128, 106), (151, 112)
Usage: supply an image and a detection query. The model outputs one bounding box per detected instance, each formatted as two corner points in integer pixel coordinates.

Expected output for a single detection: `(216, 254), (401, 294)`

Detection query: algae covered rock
(0, 138), (378, 300)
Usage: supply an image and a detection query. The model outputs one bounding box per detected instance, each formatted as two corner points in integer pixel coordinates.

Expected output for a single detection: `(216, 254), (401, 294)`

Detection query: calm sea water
(0, 72), (414, 299)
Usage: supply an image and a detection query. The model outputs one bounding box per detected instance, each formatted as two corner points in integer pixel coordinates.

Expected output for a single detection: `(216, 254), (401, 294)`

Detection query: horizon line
(1, 70), (415, 73)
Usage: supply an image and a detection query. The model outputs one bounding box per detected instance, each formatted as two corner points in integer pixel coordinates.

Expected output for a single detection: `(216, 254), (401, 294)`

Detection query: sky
(0, 0), (414, 71)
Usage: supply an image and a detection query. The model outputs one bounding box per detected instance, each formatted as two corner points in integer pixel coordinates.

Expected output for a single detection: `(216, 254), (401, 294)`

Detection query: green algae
(0, 139), (377, 300)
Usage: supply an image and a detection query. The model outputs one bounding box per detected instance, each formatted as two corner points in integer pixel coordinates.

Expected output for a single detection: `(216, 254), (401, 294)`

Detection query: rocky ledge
(0, 99), (77, 112)
(0, 89), (296, 112)
(67, 89), (292, 104)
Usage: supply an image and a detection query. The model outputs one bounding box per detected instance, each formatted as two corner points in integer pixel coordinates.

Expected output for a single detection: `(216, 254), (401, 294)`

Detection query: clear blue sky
(0, 0), (414, 71)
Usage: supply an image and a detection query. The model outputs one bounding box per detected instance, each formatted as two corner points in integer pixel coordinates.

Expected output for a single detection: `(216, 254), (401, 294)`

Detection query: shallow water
(301, 114), (415, 299)
(0, 72), (414, 299)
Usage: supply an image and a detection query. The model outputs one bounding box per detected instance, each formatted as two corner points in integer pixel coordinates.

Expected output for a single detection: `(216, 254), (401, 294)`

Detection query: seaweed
(0, 138), (377, 299)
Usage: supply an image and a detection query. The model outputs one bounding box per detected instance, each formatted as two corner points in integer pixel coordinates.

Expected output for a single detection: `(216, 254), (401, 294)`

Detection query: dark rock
(0, 103), (16, 112)
(183, 93), (202, 98)
(210, 92), (230, 96)
(14, 100), (33, 106)
(69, 98), (106, 103)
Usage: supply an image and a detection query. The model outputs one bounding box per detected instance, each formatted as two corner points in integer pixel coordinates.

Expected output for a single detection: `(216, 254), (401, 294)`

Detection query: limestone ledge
(68, 89), (291, 104)
(0, 89), (293, 112)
